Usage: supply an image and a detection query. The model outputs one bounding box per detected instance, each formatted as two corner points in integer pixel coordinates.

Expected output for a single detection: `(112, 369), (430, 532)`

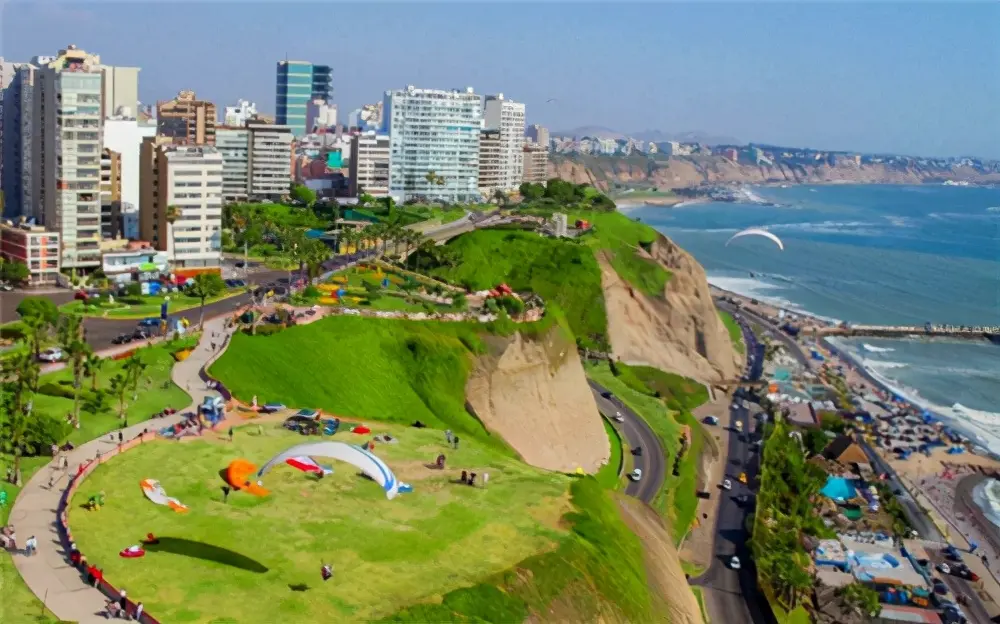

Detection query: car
(38, 347), (64, 362)
(613, 411), (624, 423)
(133, 328), (152, 340)
(0, 283), (13, 292)
(138, 318), (160, 327)
(629, 469), (642, 482)
(730, 556), (741, 570)
(600, 391), (613, 399)
(111, 333), (133, 345)
(937, 562), (951, 574)
(722, 479), (732, 490)
(703, 416), (720, 426)
(234, 261), (246, 268)
(955, 567), (979, 582)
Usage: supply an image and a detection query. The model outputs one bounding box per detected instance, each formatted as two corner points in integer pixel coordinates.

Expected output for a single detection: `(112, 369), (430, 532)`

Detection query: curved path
(9, 315), (237, 623)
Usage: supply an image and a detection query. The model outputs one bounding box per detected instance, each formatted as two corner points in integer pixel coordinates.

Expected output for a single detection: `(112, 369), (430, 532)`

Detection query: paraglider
(726, 228), (784, 251)
(257, 441), (400, 499)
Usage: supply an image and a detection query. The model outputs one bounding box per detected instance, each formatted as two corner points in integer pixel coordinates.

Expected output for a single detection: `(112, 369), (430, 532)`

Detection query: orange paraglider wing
(225, 459), (270, 496)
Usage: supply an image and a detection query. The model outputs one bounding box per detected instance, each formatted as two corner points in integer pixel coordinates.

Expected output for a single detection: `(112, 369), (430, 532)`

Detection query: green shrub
(37, 381), (78, 400)
(247, 324), (285, 336)
(302, 285), (321, 299)
(0, 322), (26, 341)
(497, 295), (525, 316)
(1, 412), (71, 457)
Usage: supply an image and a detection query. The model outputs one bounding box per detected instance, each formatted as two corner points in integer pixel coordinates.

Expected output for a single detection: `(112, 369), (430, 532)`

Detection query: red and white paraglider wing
(258, 441), (399, 499)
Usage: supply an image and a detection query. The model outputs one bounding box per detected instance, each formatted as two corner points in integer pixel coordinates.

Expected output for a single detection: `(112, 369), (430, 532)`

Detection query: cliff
(550, 152), (1000, 190)
(465, 328), (610, 474)
(600, 234), (741, 383)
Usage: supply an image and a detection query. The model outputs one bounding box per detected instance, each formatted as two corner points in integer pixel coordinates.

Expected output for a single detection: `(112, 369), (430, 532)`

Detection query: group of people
(443, 430), (488, 488)
(1, 524), (37, 555)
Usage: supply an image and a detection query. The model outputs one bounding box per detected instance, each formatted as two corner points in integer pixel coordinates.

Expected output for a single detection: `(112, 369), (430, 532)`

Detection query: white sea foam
(707, 274), (842, 324)
(987, 206), (1000, 213)
(862, 343), (895, 353)
(865, 359), (908, 370)
(973, 479), (1000, 530)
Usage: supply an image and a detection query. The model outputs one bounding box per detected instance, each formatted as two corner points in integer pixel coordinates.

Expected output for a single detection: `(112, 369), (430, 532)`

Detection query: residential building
(121, 209), (139, 240)
(646, 141), (658, 154)
(224, 99), (257, 126)
(348, 131), (390, 196)
(596, 138), (617, 155)
(483, 94), (525, 193)
(275, 60), (332, 137)
(215, 127), (250, 202)
(247, 119), (293, 201)
(347, 102), (382, 131)
(383, 85), (482, 203)
(157, 90), (216, 145)
(522, 142), (549, 183)
(99, 65), (138, 119)
(11, 63), (41, 219)
(306, 99), (337, 133)
(0, 58), (25, 217)
(0, 223), (60, 284)
(103, 117), (157, 220)
(139, 141), (223, 272)
(31, 45), (105, 270)
(478, 129), (502, 198)
(100, 148), (122, 238)
(525, 124), (549, 147)
(723, 147), (739, 163)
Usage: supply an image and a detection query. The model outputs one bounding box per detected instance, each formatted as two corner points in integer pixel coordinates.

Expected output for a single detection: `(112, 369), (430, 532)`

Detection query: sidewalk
(8, 315), (236, 623)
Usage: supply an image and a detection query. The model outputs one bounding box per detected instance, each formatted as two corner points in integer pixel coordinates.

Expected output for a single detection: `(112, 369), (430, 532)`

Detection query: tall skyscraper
(484, 94), (525, 193)
(100, 65), (139, 118)
(348, 131), (390, 197)
(526, 124), (549, 147)
(215, 120), (293, 203)
(383, 85), (482, 204)
(275, 60), (332, 137)
(157, 90), (216, 145)
(0, 57), (25, 217)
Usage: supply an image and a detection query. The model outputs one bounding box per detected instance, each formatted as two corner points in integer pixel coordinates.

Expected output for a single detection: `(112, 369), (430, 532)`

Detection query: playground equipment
(201, 396), (226, 427)
(257, 441), (400, 499)
(225, 459), (270, 496)
(140, 479), (189, 513)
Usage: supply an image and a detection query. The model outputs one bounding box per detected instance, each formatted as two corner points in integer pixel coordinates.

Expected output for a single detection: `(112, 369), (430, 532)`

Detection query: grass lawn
(569, 210), (671, 298)
(60, 290), (242, 320)
(0, 456), (59, 624)
(68, 423), (572, 622)
(586, 362), (706, 541)
(718, 310), (745, 354)
(613, 363), (709, 412)
(211, 316), (512, 453)
(424, 229), (608, 349)
(594, 419), (624, 489)
(610, 189), (678, 201)
(692, 586), (709, 623)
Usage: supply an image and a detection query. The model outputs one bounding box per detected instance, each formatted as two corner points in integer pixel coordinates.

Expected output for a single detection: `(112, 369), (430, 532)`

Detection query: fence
(58, 432), (162, 624)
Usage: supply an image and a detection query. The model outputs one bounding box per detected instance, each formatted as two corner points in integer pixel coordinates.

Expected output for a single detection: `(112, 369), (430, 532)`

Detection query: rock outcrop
(466, 329), (609, 474)
(600, 234), (741, 383)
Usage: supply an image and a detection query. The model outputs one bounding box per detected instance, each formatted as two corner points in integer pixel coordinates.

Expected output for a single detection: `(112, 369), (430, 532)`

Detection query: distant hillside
(551, 127), (740, 145)
(548, 152), (1000, 190)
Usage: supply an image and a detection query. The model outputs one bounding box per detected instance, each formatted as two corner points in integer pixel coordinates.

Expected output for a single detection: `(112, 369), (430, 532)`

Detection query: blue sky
(4, 2), (998, 158)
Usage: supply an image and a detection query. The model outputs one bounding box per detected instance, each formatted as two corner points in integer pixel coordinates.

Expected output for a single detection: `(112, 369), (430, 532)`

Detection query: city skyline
(3, 2), (998, 160)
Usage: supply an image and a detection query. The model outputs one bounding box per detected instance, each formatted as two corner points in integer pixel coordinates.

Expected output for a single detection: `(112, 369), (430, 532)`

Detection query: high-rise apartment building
(526, 124), (549, 147)
(100, 148), (122, 238)
(522, 142), (549, 184)
(13, 64), (40, 219)
(478, 129), (502, 198)
(157, 90), (216, 145)
(0, 58), (24, 217)
(483, 94), (525, 193)
(103, 117), (157, 217)
(383, 85), (482, 203)
(275, 61), (332, 137)
(100, 65), (138, 118)
(348, 131), (390, 197)
(215, 127), (250, 203)
(32, 45), (105, 270)
(139, 141), (223, 271)
(247, 119), (293, 201)
(224, 99), (257, 127)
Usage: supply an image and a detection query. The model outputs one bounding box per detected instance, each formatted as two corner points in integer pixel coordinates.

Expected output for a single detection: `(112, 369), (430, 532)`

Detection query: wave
(865, 359), (908, 370)
(987, 206), (1000, 213)
(767, 220), (883, 236)
(973, 479), (1000, 530)
(927, 211), (997, 221)
(862, 343), (895, 353)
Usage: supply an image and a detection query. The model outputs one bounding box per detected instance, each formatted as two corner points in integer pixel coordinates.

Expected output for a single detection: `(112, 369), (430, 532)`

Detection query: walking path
(8, 315), (237, 623)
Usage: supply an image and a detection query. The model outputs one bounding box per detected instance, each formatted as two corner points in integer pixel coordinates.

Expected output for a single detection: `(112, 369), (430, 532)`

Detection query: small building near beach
(823, 435), (869, 466)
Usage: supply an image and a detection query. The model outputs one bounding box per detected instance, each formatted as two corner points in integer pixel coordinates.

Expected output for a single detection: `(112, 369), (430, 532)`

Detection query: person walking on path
(118, 588), (127, 612)
(25, 535), (37, 556)
(135, 601), (144, 621)
(118, 430), (124, 445)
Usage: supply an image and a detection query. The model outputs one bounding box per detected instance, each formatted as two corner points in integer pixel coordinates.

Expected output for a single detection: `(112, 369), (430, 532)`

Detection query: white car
(38, 348), (64, 362)
(613, 411), (625, 423)
(937, 562), (951, 575)
(629, 469), (642, 482)
(722, 479), (732, 490)
(730, 556), (741, 570)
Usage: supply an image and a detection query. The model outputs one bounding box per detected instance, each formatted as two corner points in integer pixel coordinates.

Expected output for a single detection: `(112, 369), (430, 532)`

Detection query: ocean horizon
(623, 183), (1000, 455)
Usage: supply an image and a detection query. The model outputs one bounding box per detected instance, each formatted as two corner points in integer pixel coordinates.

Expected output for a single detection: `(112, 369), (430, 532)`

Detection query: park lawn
(68, 424), (573, 623)
(33, 337), (195, 446)
(0, 456), (59, 624)
(718, 310), (745, 354)
(359, 295), (452, 314)
(426, 229), (608, 349)
(211, 316), (512, 453)
(61, 289), (242, 320)
(594, 419), (624, 489)
(569, 210), (671, 298)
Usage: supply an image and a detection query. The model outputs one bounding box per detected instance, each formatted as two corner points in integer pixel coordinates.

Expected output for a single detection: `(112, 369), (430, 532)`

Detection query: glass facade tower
(275, 61), (332, 137)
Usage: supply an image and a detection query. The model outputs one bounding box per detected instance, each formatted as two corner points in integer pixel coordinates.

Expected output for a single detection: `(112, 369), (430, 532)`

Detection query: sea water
(624, 184), (1000, 453)
(973, 478), (1000, 531)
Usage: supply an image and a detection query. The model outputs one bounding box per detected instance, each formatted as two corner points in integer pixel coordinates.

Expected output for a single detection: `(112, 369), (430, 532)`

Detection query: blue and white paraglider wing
(257, 441), (400, 499)
(726, 228), (784, 251)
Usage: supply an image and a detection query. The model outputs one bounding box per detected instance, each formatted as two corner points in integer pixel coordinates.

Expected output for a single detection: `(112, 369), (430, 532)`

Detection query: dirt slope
(466, 330), (609, 474)
(599, 236), (740, 383)
(618, 496), (705, 624)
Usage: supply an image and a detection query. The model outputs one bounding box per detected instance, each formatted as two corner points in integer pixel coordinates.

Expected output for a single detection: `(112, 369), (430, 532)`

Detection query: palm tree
(492, 189), (509, 207)
(1, 350), (39, 483)
(66, 339), (91, 428)
(22, 315), (49, 360)
(164, 205), (182, 268)
(123, 353), (148, 408)
(84, 352), (104, 391)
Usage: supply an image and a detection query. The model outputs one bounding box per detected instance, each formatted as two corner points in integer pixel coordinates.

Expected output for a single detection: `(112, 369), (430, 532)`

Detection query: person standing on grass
(228, 427), (234, 442)
(483, 472), (489, 488)
(453, 436), (459, 450)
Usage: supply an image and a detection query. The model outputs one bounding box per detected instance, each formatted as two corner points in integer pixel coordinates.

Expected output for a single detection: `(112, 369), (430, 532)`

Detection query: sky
(3, 1), (999, 159)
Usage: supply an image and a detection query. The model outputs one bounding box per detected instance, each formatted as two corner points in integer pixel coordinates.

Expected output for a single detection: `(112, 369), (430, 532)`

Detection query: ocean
(623, 184), (1000, 455)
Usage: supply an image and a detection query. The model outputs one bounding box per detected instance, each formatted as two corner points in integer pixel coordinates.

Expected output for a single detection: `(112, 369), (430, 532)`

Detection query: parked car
(0, 283), (13, 292)
(613, 411), (624, 423)
(39, 347), (64, 362)
(937, 562), (951, 575)
(629, 469), (642, 482)
(133, 329), (152, 340)
(722, 479), (732, 490)
(730, 556), (741, 570)
(600, 391), (612, 399)
(138, 318), (160, 327)
(111, 333), (134, 345)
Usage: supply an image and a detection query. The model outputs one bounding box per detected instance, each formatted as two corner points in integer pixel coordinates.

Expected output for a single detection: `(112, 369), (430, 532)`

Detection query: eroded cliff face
(600, 235), (741, 383)
(465, 330), (610, 474)
(550, 153), (1000, 190)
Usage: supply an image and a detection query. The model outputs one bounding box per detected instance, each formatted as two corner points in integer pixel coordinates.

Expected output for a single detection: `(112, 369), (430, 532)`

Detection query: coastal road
(587, 379), (665, 503)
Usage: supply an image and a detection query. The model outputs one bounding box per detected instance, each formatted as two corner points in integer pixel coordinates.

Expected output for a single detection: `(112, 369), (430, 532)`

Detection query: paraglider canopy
(257, 441), (400, 499)
(726, 228), (784, 250)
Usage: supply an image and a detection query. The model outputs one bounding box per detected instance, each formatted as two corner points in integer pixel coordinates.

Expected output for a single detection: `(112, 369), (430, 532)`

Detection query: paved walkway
(8, 315), (237, 623)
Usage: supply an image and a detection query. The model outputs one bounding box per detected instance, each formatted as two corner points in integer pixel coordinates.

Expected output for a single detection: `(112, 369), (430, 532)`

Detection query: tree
(290, 183), (317, 207)
(84, 352), (104, 391)
(302, 239), (330, 283)
(164, 205), (182, 267)
(16, 296), (59, 326)
(838, 583), (881, 618)
(0, 260), (30, 285)
(519, 182), (545, 201)
(109, 372), (129, 420)
(544, 178), (576, 204)
(1, 350), (40, 482)
(358, 193), (376, 208)
(123, 353), (148, 408)
(66, 339), (91, 428)
(492, 189), (509, 207)
(187, 272), (227, 328)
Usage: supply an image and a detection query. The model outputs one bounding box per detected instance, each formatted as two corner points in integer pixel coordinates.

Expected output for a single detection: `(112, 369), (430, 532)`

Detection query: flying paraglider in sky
(726, 228), (784, 251)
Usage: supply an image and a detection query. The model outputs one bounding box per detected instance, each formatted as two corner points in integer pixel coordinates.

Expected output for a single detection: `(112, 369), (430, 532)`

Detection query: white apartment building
(348, 131), (390, 196)
(215, 127), (250, 203)
(483, 94), (525, 193)
(247, 120), (292, 201)
(99, 65), (138, 119)
(139, 143), (223, 269)
(478, 129), (502, 198)
(383, 85), (482, 203)
(103, 117), (157, 214)
(33, 46), (105, 270)
(224, 99), (257, 126)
